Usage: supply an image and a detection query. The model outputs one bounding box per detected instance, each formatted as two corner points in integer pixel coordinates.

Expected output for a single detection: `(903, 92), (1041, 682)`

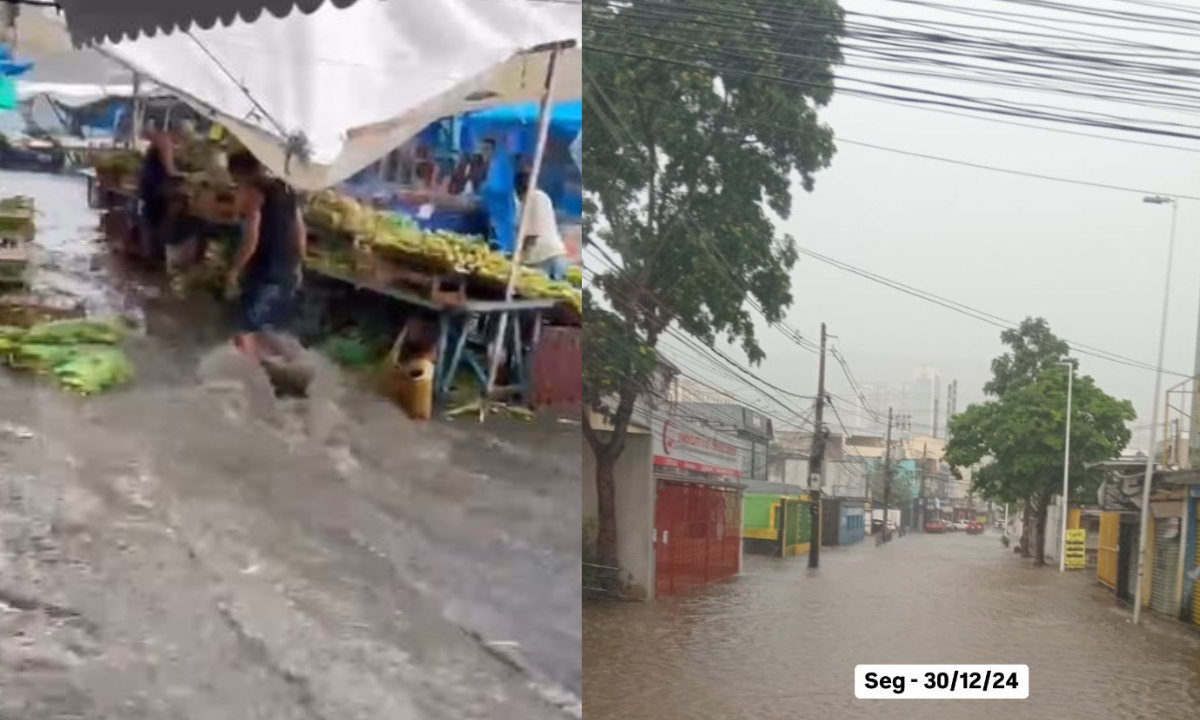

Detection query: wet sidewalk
(0, 172), (581, 718)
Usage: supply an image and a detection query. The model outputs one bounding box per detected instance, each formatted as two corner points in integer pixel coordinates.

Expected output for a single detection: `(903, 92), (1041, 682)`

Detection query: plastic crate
(529, 325), (581, 413)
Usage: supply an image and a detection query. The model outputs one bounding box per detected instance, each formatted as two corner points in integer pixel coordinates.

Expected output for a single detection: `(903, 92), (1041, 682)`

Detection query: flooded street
(584, 533), (1200, 719)
(0, 172), (580, 718)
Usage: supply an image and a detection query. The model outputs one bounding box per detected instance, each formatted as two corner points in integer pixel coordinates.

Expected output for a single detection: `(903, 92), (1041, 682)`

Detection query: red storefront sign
(653, 414), (744, 479)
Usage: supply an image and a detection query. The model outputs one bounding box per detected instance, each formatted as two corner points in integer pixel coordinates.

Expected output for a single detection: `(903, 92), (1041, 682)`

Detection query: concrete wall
(583, 432), (656, 599)
(1045, 500), (1063, 566)
(775, 458), (866, 498)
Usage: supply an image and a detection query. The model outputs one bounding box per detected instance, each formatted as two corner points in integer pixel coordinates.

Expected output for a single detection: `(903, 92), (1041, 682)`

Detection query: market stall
(69, 0), (582, 417)
(298, 190), (580, 412)
(86, 0), (581, 190)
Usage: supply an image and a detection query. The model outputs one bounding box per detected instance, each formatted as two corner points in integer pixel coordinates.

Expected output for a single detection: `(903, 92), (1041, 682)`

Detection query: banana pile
(91, 150), (142, 178)
(304, 192), (581, 317)
(0, 195), (35, 236)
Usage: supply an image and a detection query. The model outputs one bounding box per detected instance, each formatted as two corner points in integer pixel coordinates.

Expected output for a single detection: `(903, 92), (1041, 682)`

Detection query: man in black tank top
(226, 150), (307, 360)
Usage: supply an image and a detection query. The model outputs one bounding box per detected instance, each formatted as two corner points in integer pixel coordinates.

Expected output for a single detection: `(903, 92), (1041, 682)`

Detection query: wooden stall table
(303, 262), (557, 412)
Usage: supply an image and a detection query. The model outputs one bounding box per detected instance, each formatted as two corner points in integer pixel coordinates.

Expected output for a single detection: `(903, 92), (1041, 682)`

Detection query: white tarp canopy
(56, 0), (364, 46)
(91, 0), (582, 190)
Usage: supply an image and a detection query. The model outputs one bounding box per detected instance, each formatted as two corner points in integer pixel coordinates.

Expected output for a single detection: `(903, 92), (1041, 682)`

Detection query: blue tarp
(459, 100), (582, 221)
(0, 45), (33, 78)
(460, 100), (582, 140)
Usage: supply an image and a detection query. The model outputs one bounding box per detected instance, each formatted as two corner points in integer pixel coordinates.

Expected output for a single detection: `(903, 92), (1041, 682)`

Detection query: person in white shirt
(516, 172), (569, 281)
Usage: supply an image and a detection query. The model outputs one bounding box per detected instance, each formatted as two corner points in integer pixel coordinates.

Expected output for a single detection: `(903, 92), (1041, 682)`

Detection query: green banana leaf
(51, 346), (133, 395)
(23, 319), (122, 346)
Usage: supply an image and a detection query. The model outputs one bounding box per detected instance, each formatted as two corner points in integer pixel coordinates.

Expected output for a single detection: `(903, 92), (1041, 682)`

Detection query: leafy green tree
(984, 317), (1071, 397)
(582, 0), (844, 569)
(947, 365), (1135, 564)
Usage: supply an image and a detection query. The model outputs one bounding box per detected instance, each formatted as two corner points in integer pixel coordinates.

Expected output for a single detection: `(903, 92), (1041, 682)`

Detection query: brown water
(583, 533), (1200, 719)
(1, 172), (581, 718)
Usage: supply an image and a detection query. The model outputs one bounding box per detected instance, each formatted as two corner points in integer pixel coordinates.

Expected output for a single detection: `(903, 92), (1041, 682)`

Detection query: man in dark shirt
(137, 122), (180, 267)
(226, 150), (307, 361)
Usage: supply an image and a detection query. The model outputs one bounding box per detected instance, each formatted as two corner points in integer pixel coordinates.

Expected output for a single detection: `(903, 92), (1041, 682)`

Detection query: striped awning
(56, 0), (364, 46)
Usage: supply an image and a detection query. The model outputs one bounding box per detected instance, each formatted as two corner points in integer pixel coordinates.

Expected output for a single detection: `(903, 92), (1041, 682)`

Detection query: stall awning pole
(483, 46), (561, 404)
(129, 71), (142, 147)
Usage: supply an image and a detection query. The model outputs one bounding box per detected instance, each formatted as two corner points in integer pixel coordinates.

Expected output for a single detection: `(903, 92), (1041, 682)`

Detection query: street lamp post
(1058, 360), (1074, 573)
(1133, 195), (1178, 624)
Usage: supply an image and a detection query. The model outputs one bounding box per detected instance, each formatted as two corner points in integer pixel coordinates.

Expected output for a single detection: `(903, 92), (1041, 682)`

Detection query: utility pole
(918, 444), (928, 532)
(808, 323), (827, 569)
(883, 407), (893, 543)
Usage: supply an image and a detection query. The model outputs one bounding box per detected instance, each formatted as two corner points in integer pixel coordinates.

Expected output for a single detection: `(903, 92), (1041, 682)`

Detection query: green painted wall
(744, 493), (779, 532)
(792, 498), (812, 547)
(743, 493), (811, 547)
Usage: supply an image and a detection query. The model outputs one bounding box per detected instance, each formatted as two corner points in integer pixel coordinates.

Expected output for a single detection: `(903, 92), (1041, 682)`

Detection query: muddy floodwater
(584, 533), (1200, 720)
(0, 172), (581, 718)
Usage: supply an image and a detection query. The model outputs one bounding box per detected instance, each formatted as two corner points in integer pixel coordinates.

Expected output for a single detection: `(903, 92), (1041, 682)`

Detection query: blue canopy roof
(0, 45), (33, 78)
(461, 99), (581, 139)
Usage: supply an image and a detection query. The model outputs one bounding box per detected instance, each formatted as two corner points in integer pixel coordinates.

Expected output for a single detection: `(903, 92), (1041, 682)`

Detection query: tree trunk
(595, 449), (620, 570)
(1033, 493), (1052, 566)
(1020, 502), (1033, 558)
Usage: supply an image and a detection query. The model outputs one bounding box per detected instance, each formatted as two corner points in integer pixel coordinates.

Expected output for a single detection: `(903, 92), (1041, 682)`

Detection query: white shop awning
(86, 0), (581, 190)
(56, 0), (368, 46)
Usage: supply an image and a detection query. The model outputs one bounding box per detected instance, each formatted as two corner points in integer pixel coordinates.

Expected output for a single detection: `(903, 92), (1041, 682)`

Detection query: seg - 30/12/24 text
(855, 665), (1029, 699)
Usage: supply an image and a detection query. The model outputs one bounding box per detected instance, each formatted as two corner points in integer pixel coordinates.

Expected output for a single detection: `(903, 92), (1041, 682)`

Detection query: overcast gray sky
(660, 0), (1200, 451)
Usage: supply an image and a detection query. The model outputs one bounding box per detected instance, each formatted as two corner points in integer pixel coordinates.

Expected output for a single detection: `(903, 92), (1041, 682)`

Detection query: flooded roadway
(583, 532), (1200, 719)
(0, 172), (581, 718)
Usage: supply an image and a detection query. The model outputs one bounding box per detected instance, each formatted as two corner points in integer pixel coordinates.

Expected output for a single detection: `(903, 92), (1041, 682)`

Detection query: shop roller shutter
(1151, 518), (1181, 617)
(1193, 501), (1200, 628)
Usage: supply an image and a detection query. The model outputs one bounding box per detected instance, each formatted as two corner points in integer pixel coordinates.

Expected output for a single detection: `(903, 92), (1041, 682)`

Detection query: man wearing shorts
(225, 150), (307, 360)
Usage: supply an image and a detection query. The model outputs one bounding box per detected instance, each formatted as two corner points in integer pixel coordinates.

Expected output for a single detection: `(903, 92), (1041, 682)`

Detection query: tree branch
(635, 83), (734, 292)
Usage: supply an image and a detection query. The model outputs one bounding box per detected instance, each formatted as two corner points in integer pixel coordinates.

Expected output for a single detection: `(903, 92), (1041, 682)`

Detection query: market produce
(0, 195), (35, 235)
(304, 190), (582, 316)
(307, 190), (388, 238)
(566, 265), (582, 288)
(92, 150), (141, 178)
(0, 319), (133, 394)
(23, 319), (123, 345)
(53, 346), (134, 395)
(11, 342), (83, 372)
(0, 325), (22, 353)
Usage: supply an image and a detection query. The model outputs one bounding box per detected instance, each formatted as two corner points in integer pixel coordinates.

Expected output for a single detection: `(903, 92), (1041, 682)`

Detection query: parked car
(924, 520), (946, 533)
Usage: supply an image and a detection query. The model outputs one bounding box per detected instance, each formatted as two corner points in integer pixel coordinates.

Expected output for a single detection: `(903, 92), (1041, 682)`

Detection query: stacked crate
(0, 196), (34, 291)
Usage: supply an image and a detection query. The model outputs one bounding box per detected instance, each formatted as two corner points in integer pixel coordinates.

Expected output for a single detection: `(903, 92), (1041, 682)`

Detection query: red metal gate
(654, 480), (741, 597)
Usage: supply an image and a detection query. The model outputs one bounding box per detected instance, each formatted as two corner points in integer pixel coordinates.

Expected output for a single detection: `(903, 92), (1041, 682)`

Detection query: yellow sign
(1065, 529), (1086, 569)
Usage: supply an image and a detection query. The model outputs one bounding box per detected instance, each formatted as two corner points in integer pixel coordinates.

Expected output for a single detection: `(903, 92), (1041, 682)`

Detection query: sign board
(1064, 528), (1086, 570)
(742, 407), (770, 438)
(653, 413), (744, 478)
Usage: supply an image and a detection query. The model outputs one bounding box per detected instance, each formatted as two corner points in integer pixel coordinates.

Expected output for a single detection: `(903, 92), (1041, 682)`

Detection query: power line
(585, 0), (1200, 142)
(795, 245), (1193, 378)
(589, 83), (1200, 201)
